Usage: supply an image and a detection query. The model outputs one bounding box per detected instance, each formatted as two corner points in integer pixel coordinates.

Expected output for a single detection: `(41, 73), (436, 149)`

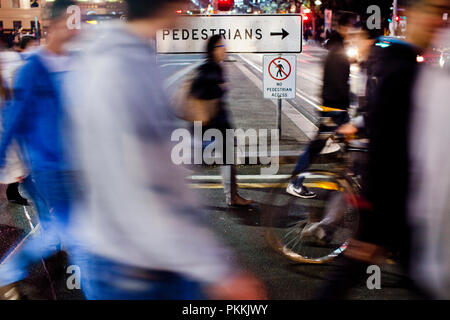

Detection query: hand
(337, 123), (358, 136)
(207, 272), (268, 300)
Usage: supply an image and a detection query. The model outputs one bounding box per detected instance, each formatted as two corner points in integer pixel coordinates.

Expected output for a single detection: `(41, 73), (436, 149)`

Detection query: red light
(395, 16), (399, 21)
(175, 9), (182, 14)
(217, 0), (234, 11)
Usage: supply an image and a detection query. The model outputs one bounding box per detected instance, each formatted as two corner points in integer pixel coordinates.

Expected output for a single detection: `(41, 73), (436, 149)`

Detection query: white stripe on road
(189, 174), (291, 181)
(158, 59), (203, 63)
(295, 89), (322, 110)
(187, 174), (330, 181)
(160, 62), (192, 68)
(0, 224), (40, 266)
(164, 60), (203, 88)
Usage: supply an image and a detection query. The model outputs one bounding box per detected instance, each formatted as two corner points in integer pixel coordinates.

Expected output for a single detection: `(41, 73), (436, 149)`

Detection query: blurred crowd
(0, 0), (448, 300)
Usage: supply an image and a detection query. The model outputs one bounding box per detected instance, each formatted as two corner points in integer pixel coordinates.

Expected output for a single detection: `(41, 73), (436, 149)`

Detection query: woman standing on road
(190, 35), (252, 206)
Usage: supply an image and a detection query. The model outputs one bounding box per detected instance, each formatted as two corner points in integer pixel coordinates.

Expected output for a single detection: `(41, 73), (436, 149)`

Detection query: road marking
(295, 89), (322, 109)
(189, 181), (340, 190)
(301, 52), (322, 60)
(188, 173), (331, 181)
(0, 224), (40, 266)
(189, 174), (291, 181)
(164, 60), (203, 88)
(160, 62), (192, 68)
(158, 59), (203, 63)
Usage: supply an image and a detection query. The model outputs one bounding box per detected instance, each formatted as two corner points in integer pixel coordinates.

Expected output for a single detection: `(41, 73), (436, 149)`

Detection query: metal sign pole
(276, 54), (282, 136)
(277, 97), (282, 135)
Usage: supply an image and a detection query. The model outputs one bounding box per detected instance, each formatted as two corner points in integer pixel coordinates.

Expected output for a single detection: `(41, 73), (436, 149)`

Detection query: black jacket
(364, 40), (420, 260)
(322, 32), (350, 109)
(190, 59), (232, 132)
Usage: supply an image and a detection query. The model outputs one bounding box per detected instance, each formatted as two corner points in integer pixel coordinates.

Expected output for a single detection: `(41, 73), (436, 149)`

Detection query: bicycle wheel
(262, 170), (360, 264)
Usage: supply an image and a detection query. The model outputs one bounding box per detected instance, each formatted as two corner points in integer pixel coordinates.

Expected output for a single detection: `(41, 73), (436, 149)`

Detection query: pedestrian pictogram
(268, 57), (292, 81)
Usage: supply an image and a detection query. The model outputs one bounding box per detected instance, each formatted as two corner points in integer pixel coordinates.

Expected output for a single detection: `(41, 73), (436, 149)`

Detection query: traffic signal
(217, 0), (234, 11)
(303, 14), (309, 21)
(395, 16), (399, 22)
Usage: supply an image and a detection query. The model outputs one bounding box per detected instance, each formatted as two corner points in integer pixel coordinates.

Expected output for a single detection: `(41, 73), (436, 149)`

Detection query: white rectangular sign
(157, 15), (302, 54)
(263, 55), (296, 99)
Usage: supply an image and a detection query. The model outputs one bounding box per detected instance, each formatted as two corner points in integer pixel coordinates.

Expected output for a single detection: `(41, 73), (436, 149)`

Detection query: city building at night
(0, 0), (125, 32)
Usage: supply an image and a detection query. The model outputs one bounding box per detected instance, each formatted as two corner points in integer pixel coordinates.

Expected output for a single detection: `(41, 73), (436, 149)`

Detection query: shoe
(0, 283), (20, 300)
(286, 182), (317, 199)
(227, 193), (253, 207)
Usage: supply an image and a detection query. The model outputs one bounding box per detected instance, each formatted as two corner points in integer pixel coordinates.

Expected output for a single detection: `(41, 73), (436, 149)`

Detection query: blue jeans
(74, 252), (205, 300)
(0, 171), (78, 285)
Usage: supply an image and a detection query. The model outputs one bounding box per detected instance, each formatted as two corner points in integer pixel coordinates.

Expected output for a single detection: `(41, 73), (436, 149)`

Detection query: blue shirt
(0, 50), (72, 172)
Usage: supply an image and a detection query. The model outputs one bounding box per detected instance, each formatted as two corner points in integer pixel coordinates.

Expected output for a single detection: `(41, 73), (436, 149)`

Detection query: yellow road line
(318, 106), (346, 112)
(189, 181), (341, 191)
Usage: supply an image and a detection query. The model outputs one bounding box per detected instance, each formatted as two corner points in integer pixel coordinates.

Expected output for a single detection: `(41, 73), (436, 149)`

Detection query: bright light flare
(346, 48), (358, 59)
(416, 55), (425, 63)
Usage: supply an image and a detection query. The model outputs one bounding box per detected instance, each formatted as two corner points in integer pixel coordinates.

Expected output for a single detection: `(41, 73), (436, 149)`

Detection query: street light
(314, 0), (322, 5)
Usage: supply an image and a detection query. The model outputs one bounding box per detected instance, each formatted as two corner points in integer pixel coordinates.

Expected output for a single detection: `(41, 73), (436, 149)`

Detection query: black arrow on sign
(270, 29), (289, 40)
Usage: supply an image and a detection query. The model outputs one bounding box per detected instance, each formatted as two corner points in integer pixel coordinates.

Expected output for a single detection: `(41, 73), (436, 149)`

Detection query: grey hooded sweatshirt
(66, 22), (235, 285)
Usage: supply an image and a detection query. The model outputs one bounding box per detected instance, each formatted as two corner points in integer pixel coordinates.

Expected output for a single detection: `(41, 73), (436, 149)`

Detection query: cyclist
(287, 13), (354, 199)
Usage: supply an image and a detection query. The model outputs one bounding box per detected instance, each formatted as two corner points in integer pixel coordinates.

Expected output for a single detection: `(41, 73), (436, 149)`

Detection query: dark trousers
(292, 110), (349, 186)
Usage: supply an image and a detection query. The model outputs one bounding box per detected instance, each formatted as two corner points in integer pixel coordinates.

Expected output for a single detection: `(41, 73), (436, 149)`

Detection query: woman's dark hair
(206, 35), (223, 60)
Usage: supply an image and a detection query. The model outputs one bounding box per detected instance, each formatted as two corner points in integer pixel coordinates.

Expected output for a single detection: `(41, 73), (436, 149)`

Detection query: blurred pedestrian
(67, 0), (265, 300)
(0, 0), (79, 297)
(322, 0), (449, 299)
(286, 14), (353, 199)
(408, 16), (450, 301)
(0, 35), (39, 206)
(190, 35), (252, 206)
(0, 64), (28, 206)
